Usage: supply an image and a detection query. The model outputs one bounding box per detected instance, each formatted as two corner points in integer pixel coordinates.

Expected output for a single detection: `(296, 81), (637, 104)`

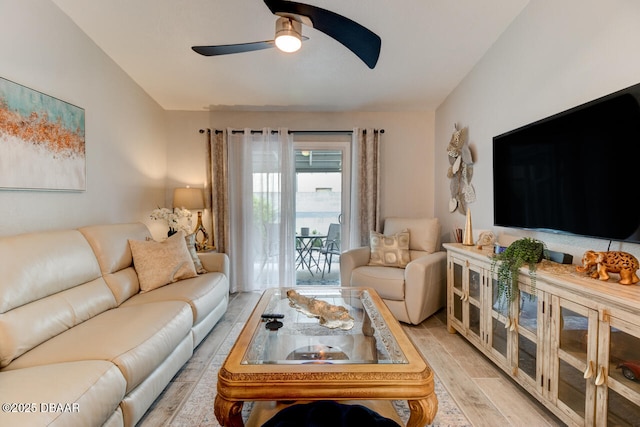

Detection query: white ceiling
(51, 0), (529, 112)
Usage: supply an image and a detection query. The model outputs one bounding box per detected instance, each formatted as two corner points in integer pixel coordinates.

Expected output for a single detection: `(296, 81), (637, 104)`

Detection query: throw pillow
(368, 229), (411, 268)
(129, 231), (197, 292)
(185, 233), (207, 274)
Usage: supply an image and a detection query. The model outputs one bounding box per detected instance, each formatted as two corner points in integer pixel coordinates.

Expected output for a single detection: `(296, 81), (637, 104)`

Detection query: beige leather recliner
(340, 217), (447, 325)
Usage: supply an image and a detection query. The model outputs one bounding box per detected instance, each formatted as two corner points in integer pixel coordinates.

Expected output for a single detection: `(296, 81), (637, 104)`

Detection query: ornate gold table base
(213, 288), (438, 426)
(408, 396), (438, 427)
(214, 396), (244, 427)
(214, 394), (438, 427)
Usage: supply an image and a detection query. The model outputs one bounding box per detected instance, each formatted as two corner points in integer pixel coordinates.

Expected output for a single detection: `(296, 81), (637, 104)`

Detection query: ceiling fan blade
(192, 36), (309, 57)
(192, 40), (276, 56)
(263, 0), (381, 68)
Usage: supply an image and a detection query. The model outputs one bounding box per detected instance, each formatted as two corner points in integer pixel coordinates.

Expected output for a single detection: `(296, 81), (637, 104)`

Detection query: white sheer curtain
(227, 128), (296, 292)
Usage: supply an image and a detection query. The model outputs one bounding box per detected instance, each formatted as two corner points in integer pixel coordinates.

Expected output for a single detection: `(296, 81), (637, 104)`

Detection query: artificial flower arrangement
(150, 207), (193, 236)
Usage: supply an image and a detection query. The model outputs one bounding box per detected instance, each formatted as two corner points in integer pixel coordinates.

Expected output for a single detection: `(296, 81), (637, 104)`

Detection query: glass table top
(242, 287), (408, 365)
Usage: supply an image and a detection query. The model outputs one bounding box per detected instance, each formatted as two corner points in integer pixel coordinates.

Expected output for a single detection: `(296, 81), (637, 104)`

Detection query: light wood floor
(139, 291), (565, 426)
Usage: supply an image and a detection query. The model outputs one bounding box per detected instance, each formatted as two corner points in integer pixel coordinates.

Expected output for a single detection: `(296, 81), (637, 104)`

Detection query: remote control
(261, 313), (284, 319)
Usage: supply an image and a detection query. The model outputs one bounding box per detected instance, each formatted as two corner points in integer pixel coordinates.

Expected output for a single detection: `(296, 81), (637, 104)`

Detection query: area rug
(169, 323), (471, 426)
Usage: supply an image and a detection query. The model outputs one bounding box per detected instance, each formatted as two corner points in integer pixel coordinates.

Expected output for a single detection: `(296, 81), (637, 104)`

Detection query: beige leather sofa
(340, 217), (447, 325)
(0, 223), (230, 427)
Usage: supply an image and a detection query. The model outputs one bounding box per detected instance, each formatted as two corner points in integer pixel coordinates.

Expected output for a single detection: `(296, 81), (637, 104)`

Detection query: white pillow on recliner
(383, 217), (440, 253)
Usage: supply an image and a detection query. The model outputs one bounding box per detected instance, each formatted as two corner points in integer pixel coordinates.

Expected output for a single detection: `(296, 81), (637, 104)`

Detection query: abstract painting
(0, 77), (85, 191)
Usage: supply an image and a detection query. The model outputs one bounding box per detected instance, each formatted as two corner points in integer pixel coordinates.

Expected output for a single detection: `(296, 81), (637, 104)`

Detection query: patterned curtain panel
(350, 128), (381, 247)
(205, 129), (229, 254)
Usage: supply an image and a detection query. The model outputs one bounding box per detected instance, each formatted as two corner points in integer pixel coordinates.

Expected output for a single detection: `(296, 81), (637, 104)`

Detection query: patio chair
(314, 223), (341, 277)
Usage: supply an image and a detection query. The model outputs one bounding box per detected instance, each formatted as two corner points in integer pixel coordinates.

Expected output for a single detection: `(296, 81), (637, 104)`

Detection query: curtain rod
(200, 129), (384, 135)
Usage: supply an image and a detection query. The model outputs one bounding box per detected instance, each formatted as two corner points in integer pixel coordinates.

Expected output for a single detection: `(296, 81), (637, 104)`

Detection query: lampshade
(173, 187), (204, 210)
(275, 17), (302, 53)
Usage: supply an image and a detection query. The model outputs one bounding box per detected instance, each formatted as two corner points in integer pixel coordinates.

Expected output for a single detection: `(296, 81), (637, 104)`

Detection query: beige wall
(0, 0), (169, 237)
(1, 1), (436, 242)
(6, 0), (639, 263)
(165, 110), (437, 241)
(435, 0), (640, 259)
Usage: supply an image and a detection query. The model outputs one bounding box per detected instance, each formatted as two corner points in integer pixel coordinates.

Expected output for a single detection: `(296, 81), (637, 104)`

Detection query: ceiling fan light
(275, 17), (302, 53)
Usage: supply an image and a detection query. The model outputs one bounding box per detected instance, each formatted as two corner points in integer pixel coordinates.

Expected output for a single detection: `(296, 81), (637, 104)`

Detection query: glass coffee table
(214, 287), (438, 426)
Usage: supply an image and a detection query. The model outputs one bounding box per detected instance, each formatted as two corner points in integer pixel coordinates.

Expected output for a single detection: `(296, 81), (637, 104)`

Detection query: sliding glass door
(294, 137), (351, 285)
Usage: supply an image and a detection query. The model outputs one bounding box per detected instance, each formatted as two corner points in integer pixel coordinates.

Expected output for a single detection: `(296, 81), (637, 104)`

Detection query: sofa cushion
(129, 232), (198, 292)
(350, 266), (405, 301)
(98, 267), (141, 307)
(122, 272), (229, 325)
(0, 278), (116, 369)
(0, 229), (115, 368)
(79, 223), (151, 275)
(0, 360), (126, 427)
(368, 230), (410, 268)
(4, 301), (193, 393)
(79, 223), (152, 304)
(0, 229), (103, 314)
(383, 217), (440, 253)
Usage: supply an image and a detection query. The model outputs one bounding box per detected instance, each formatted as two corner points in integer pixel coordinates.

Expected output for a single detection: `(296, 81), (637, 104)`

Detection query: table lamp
(173, 187), (210, 250)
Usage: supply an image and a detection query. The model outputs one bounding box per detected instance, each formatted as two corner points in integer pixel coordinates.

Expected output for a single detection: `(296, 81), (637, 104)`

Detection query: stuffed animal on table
(576, 250), (640, 285)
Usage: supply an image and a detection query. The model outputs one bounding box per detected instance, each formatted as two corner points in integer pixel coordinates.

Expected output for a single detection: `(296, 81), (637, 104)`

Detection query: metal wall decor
(447, 124), (475, 214)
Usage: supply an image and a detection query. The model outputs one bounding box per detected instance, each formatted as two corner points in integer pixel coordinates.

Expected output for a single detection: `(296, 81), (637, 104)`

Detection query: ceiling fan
(192, 0), (381, 69)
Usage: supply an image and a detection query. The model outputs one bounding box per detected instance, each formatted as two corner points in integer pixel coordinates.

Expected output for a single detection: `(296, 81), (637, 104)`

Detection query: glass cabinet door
(447, 255), (484, 347)
(514, 285), (541, 389)
(467, 263), (483, 343)
(551, 298), (599, 426)
(450, 259), (464, 328)
(597, 315), (640, 426)
(487, 272), (510, 367)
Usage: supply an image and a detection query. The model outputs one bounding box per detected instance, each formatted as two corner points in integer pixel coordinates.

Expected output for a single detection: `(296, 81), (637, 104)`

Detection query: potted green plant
(491, 237), (547, 304)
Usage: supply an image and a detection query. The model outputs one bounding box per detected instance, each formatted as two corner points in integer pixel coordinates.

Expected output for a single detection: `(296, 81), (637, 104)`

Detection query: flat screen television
(493, 82), (640, 243)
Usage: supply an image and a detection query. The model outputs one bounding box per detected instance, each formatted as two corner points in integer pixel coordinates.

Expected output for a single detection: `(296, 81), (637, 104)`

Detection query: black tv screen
(493, 83), (640, 243)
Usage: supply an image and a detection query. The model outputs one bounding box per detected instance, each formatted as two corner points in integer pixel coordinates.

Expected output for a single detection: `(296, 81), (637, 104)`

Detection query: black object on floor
(261, 400), (401, 427)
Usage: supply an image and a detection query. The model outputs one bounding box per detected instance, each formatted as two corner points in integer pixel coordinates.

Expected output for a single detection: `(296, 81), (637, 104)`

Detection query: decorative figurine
(286, 290), (354, 330)
(462, 208), (474, 246)
(476, 230), (496, 249)
(576, 250), (640, 285)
